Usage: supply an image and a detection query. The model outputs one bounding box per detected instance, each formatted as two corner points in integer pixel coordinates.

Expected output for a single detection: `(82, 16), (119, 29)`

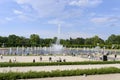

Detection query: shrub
(0, 67), (119, 80)
(0, 61), (120, 67)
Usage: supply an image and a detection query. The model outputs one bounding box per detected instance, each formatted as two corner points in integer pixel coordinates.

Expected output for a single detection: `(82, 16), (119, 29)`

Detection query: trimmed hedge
(0, 61), (120, 67)
(0, 67), (120, 80)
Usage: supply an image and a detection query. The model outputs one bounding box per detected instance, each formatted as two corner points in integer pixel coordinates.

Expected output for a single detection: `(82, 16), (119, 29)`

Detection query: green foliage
(1, 34), (120, 48)
(0, 67), (119, 80)
(30, 34), (40, 46)
(0, 61), (120, 67)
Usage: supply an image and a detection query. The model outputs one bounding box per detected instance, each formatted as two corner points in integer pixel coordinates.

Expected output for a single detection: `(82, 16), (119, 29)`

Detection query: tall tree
(85, 36), (104, 45)
(85, 38), (93, 45)
(8, 34), (20, 47)
(75, 38), (85, 45)
(30, 34), (40, 46)
(106, 34), (117, 44)
(92, 35), (104, 45)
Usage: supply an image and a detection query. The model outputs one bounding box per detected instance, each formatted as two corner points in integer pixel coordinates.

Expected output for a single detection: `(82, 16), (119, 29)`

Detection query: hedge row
(0, 67), (119, 80)
(0, 61), (120, 67)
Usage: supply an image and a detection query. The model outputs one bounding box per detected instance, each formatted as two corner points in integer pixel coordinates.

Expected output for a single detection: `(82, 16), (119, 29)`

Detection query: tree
(85, 36), (104, 46)
(92, 35), (104, 45)
(116, 35), (120, 44)
(8, 34), (20, 47)
(30, 34), (40, 46)
(85, 38), (93, 45)
(19, 37), (30, 47)
(53, 37), (57, 43)
(60, 39), (68, 46)
(75, 38), (85, 45)
(106, 34), (117, 44)
(69, 37), (73, 45)
(0, 36), (8, 47)
(44, 38), (53, 47)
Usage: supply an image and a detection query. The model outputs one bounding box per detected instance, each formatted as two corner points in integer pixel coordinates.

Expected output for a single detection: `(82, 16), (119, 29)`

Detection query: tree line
(0, 34), (120, 49)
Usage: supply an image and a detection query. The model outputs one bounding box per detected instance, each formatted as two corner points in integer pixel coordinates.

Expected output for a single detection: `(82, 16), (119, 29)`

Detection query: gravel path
(0, 56), (120, 80)
(0, 55), (119, 63)
(1, 64), (120, 72)
(0, 56), (89, 62)
(20, 74), (120, 80)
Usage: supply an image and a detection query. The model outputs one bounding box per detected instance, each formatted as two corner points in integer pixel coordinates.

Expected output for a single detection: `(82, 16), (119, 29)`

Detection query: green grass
(0, 61), (120, 67)
(0, 67), (120, 80)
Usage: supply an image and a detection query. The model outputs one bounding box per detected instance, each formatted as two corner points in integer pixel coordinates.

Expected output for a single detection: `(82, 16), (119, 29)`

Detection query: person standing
(0, 55), (3, 59)
(114, 54), (117, 61)
(49, 57), (52, 62)
(40, 56), (42, 61)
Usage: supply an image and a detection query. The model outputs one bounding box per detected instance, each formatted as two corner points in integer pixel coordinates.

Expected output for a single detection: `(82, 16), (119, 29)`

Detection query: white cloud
(15, 0), (68, 18)
(14, 0), (27, 4)
(91, 17), (109, 23)
(91, 17), (119, 24)
(5, 17), (13, 21)
(13, 9), (23, 15)
(13, 9), (35, 22)
(69, 0), (102, 7)
(13, 0), (103, 24)
(13, 0), (89, 19)
(13, 0), (103, 26)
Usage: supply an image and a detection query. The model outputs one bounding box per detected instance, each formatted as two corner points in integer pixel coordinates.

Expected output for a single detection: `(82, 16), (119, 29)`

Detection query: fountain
(9, 47), (12, 54)
(50, 24), (64, 54)
(0, 23), (86, 56)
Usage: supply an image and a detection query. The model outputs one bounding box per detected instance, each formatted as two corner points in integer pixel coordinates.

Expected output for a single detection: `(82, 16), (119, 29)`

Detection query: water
(50, 24), (64, 54)
(51, 44), (64, 54)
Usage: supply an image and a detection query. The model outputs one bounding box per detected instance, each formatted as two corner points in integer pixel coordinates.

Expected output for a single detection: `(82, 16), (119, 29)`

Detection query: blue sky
(0, 0), (120, 40)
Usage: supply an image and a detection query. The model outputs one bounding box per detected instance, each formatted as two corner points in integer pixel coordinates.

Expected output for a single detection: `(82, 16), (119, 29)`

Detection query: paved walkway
(0, 56), (89, 62)
(1, 64), (120, 72)
(19, 74), (120, 80)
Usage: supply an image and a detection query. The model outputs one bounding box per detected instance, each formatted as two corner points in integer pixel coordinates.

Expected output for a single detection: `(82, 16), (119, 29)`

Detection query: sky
(0, 0), (120, 40)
